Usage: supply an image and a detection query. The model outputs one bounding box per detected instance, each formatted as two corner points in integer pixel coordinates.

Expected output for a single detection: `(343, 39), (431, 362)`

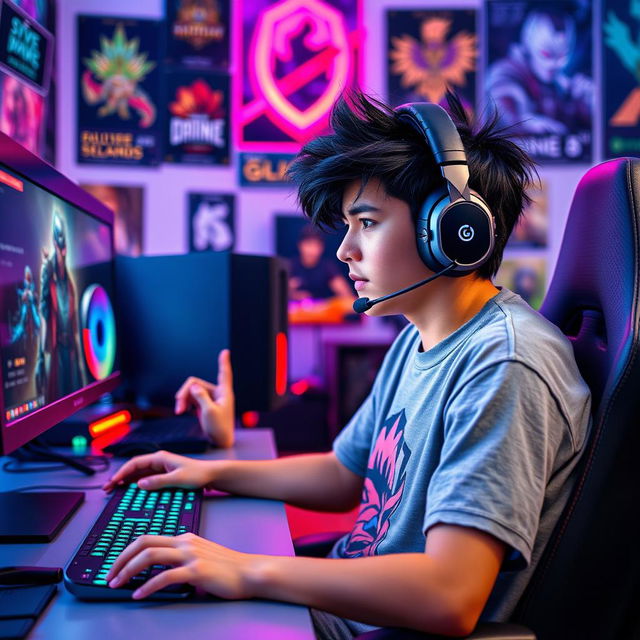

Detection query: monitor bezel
(0, 132), (120, 454)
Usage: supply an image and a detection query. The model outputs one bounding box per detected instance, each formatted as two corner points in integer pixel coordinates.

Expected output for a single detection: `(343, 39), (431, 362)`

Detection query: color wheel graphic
(81, 284), (116, 380)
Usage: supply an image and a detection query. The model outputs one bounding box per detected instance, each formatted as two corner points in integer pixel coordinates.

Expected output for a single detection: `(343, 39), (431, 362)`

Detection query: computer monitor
(0, 132), (120, 540)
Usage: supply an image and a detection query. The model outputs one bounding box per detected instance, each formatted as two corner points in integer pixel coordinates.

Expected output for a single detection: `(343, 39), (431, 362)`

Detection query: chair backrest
(513, 158), (640, 639)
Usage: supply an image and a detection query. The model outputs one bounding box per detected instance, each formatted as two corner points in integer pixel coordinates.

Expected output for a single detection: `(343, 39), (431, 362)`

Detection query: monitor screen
(274, 214), (358, 325)
(0, 135), (120, 454)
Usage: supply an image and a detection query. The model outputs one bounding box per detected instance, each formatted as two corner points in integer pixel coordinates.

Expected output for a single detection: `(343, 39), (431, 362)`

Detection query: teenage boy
(103, 93), (591, 639)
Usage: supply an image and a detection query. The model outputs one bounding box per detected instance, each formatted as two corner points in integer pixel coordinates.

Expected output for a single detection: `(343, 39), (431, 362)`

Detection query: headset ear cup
(417, 190), (494, 275)
(416, 186), (450, 272)
(398, 102), (496, 275)
(439, 194), (494, 273)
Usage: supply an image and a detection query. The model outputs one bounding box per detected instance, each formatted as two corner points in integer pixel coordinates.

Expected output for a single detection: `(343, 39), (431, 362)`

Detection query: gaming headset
(396, 102), (495, 275)
(353, 102), (496, 313)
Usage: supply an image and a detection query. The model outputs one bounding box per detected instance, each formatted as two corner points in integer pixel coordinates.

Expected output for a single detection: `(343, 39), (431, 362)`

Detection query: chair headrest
(541, 158), (640, 413)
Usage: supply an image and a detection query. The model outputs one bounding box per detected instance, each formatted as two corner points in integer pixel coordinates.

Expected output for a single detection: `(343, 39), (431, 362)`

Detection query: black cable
(22, 442), (96, 475)
(3, 454), (110, 474)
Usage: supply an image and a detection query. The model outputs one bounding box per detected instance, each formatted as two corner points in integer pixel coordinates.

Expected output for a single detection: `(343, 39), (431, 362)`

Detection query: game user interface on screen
(0, 167), (118, 427)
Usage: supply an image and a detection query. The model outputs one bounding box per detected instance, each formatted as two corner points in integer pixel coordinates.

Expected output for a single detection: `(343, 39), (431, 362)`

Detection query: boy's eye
(360, 218), (375, 229)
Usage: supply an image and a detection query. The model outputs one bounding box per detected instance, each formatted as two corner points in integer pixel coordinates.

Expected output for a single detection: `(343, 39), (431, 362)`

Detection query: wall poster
(77, 15), (162, 166)
(485, 0), (593, 163)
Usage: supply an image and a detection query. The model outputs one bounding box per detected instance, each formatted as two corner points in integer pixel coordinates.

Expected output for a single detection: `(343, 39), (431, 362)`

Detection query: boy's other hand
(174, 349), (235, 447)
(102, 450), (215, 493)
(106, 532), (257, 601)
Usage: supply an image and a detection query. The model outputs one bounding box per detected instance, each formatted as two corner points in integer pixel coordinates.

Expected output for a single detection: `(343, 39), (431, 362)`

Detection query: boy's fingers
(132, 566), (191, 600)
(175, 376), (216, 402)
(137, 468), (185, 491)
(189, 384), (214, 414)
(217, 350), (233, 391)
(104, 453), (166, 489)
(106, 535), (176, 582)
(111, 547), (183, 589)
(175, 377), (216, 413)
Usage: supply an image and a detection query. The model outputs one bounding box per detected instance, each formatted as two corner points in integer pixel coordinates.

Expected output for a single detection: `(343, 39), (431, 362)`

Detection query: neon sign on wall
(236, 0), (363, 151)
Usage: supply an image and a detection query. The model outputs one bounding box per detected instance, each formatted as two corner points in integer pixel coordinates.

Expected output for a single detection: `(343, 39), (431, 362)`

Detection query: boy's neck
(406, 277), (500, 352)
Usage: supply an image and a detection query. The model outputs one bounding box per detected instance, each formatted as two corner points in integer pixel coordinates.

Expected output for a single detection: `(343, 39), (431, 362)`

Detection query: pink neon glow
(241, 43), (340, 126)
(248, 0), (354, 142)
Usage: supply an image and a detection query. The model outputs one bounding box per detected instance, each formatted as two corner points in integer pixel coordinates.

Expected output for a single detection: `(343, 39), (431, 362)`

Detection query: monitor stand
(0, 491), (84, 542)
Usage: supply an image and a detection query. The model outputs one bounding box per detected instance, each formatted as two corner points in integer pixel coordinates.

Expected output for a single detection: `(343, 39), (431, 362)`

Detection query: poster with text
(387, 9), (477, 114)
(485, 0), (593, 163)
(77, 15), (161, 166)
(188, 192), (235, 252)
(165, 0), (230, 70)
(237, 0), (363, 151)
(0, 0), (56, 164)
(164, 70), (230, 165)
(238, 152), (294, 186)
(80, 184), (144, 257)
(603, 0), (640, 158)
(0, 0), (53, 95)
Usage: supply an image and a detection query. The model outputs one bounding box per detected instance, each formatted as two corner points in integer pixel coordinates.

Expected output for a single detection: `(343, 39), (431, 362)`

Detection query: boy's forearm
(206, 452), (362, 512)
(244, 553), (476, 637)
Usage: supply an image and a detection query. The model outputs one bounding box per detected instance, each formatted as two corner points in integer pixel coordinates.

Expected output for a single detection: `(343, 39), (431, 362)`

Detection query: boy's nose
(336, 235), (361, 263)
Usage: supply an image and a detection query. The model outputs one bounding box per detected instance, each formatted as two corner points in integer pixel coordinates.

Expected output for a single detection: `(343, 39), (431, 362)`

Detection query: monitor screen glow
(0, 133), (120, 454)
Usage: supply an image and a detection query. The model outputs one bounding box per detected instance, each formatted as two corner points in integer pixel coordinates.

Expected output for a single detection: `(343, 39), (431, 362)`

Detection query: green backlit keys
(73, 483), (201, 594)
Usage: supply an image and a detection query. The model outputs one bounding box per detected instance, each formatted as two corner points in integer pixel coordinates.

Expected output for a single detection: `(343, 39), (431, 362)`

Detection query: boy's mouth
(349, 273), (368, 292)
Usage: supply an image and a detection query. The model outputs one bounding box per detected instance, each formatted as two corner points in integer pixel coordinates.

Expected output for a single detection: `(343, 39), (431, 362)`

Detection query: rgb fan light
(81, 284), (116, 380)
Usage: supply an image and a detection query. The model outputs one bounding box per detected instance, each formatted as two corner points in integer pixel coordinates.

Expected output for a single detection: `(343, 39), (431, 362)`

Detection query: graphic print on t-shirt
(343, 410), (411, 557)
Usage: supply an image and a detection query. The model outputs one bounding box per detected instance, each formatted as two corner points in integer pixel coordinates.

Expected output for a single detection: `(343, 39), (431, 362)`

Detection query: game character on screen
(102, 92), (591, 639)
(10, 265), (40, 350)
(486, 7), (592, 135)
(289, 224), (352, 301)
(36, 212), (84, 403)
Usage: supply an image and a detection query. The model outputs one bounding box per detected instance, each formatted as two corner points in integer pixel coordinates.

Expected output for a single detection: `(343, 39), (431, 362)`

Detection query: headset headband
(395, 103), (471, 202)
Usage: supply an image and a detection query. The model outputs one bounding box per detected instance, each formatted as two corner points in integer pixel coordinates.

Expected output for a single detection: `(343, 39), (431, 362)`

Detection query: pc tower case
(116, 252), (288, 414)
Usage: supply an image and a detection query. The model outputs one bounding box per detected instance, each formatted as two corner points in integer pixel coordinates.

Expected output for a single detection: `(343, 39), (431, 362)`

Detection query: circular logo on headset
(458, 225), (475, 242)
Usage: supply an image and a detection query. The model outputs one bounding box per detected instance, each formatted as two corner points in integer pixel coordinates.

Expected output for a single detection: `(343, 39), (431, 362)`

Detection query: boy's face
(338, 178), (432, 316)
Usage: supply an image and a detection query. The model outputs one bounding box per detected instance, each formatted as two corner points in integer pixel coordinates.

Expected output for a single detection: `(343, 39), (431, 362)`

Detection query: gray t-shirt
(327, 288), (591, 637)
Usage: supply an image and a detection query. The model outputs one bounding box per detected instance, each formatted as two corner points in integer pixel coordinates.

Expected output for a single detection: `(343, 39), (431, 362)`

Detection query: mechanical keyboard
(64, 482), (202, 600)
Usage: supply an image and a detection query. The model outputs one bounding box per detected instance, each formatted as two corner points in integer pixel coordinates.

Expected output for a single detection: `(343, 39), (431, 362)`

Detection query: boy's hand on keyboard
(106, 533), (256, 600)
(102, 450), (215, 492)
(174, 349), (235, 448)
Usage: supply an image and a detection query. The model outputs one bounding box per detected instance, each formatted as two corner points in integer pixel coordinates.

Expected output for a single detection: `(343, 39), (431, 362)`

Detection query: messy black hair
(287, 91), (538, 279)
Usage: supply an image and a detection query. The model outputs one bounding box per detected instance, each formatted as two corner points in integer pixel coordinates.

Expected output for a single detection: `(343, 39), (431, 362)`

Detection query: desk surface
(0, 429), (315, 640)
